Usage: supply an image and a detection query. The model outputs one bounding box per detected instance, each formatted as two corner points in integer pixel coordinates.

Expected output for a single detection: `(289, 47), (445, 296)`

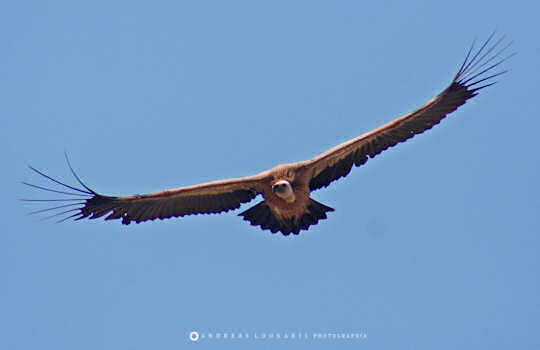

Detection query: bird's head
(272, 180), (295, 202)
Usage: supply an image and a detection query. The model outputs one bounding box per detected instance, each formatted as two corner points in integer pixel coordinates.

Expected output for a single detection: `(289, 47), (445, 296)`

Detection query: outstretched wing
(303, 32), (513, 191)
(23, 158), (270, 225)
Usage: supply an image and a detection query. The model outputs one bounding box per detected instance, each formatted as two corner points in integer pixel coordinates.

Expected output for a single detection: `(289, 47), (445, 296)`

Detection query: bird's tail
(239, 198), (334, 236)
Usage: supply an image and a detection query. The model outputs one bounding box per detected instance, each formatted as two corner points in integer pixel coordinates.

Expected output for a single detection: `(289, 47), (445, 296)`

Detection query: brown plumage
(23, 33), (513, 236)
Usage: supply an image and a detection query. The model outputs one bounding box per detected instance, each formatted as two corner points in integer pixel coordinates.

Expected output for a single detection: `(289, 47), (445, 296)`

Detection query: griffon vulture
(23, 33), (512, 236)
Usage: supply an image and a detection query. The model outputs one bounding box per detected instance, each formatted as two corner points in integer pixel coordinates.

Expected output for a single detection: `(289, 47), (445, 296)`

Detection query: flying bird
(23, 33), (512, 236)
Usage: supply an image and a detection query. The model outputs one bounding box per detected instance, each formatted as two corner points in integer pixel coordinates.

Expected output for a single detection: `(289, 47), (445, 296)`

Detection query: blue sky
(2, 1), (539, 349)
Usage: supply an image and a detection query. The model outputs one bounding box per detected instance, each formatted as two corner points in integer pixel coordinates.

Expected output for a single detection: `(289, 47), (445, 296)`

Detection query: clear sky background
(2, 1), (539, 349)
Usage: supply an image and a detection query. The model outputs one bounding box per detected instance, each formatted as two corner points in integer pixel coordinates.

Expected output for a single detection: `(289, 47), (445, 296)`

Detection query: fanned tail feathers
(239, 199), (335, 236)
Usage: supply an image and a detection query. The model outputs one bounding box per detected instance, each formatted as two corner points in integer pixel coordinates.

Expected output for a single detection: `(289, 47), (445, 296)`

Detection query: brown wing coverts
(309, 33), (512, 191)
(308, 83), (470, 191)
(83, 189), (258, 225)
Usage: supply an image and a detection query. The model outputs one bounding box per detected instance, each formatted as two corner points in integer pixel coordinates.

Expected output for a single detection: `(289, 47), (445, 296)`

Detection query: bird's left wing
(23, 161), (270, 225)
(300, 33), (513, 191)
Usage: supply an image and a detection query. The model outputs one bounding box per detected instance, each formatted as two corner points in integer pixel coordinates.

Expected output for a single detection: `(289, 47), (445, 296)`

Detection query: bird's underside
(23, 32), (513, 236)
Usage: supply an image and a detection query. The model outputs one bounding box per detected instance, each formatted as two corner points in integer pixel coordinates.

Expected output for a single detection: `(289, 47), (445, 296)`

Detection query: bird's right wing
(23, 158), (271, 225)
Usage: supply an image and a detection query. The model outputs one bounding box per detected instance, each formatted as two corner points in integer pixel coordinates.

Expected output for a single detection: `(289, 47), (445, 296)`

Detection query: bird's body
(24, 33), (513, 236)
(238, 163), (336, 235)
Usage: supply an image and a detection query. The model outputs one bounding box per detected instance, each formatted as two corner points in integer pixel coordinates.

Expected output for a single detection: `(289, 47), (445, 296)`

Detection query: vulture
(23, 33), (512, 236)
